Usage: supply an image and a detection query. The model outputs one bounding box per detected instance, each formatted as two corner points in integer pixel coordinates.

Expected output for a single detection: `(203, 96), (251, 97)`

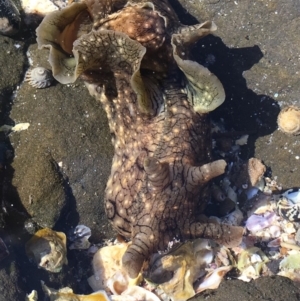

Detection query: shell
(245, 212), (277, 233)
(282, 188), (300, 203)
(111, 286), (161, 301)
(25, 228), (67, 273)
(87, 242), (142, 293)
(69, 224), (91, 250)
(237, 247), (269, 282)
(277, 106), (300, 135)
(279, 253), (300, 271)
(25, 290), (38, 301)
(144, 239), (217, 301)
(25, 67), (54, 88)
(42, 281), (110, 301)
(276, 196), (300, 222)
(195, 266), (232, 294)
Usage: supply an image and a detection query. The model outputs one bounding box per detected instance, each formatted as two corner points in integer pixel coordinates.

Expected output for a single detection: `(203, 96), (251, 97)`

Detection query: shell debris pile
(23, 140), (300, 299)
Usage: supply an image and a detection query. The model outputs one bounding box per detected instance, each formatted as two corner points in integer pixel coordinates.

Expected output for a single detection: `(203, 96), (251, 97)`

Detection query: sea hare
(36, 0), (244, 277)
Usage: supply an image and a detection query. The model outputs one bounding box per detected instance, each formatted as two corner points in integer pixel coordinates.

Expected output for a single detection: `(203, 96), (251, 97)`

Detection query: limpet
(25, 67), (54, 89)
(277, 106), (300, 135)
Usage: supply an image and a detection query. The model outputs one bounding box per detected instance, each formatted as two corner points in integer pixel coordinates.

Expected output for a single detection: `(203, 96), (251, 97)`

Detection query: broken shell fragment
(42, 281), (110, 301)
(195, 266), (232, 294)
(69, 224), (91, 250)
(245, 212), (277, 233)
(144, 239), (217, 301)
(25, 228), (67, 273)
(279, 253), (300, 271)
(25, 67), (54, 89)
(237, 247), (269, 282)
(282, 188), (300, 203)
(88, 241), (142, 293)
(0, 122), (30, 133)
(111, 285), (161, 301)
(25, 290), (38, 301)
(276, 195), (300, 222)
(277, 106), (300, 135)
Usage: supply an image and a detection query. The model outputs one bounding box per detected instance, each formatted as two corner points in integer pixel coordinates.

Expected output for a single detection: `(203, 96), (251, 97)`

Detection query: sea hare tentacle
(36, 2), (91, 84)
(172, 22), (225, 113)
(188, 160), (227, 186)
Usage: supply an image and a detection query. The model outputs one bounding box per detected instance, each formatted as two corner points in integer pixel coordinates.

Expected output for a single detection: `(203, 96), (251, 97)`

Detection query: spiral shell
(25, 67), (54, 88)
(277, 106), (300, 135)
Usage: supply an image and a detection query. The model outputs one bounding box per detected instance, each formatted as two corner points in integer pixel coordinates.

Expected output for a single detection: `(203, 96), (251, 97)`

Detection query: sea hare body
(36, 0), (243, 277)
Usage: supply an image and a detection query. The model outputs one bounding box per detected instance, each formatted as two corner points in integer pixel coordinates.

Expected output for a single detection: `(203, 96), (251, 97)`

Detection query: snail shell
(276, 194), (300, 222)
(277, 106), (300, 135)
(25, 67), (54, 89)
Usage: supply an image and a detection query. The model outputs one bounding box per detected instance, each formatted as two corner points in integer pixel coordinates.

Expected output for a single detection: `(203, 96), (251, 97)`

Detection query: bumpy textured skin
(37, 0), (243, 278)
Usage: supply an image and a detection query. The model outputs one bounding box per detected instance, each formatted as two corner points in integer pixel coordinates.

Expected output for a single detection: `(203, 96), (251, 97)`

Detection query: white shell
(245, 212), (277, 233)
(25, 67), (54, 88)
(195, 266), (232, 293)
(111, 285), (161, 301)
(282, 188), (300, 203)
(69, 225), (91, 250)
(25, 290), (38, 301)
(277, 106), (300, 135)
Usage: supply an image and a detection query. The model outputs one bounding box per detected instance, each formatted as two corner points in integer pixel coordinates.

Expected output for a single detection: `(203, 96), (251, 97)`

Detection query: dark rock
(193, 276), (300, 301)
(0, 0), (21, 36)
(174, 0), (300, 188)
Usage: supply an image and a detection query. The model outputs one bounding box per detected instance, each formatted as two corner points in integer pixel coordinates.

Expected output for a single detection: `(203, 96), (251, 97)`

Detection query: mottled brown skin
(37, 0), (244, 278)
(82, 0), (242, 278)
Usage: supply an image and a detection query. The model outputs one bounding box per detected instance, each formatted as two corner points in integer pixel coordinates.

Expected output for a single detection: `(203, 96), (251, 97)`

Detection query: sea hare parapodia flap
(36, 0), (243, 278)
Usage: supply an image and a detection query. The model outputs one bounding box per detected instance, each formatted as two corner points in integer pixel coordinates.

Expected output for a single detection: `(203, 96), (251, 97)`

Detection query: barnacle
(277, 106), (300, 135)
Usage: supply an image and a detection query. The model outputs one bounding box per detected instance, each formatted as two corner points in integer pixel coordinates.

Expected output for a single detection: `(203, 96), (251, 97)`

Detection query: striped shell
(277, 106), (300, 135)
(25, 67), (54, 88)
(276, 197), (300, 222)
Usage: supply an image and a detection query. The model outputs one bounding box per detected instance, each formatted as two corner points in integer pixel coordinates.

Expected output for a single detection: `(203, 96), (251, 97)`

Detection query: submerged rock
(0, 0), (21, 36)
